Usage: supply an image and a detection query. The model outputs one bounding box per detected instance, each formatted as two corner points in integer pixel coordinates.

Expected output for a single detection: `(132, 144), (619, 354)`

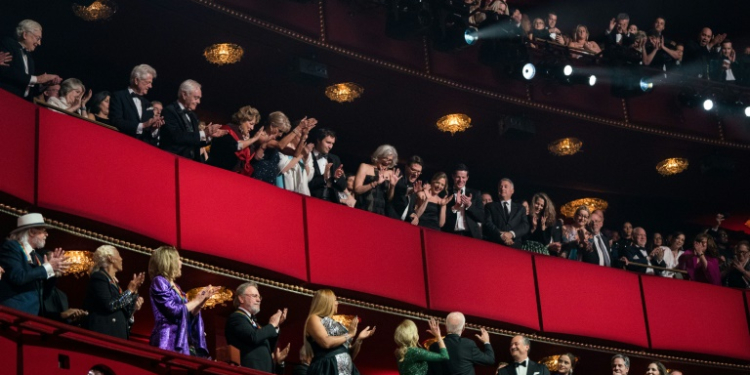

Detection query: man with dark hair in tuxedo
(443, 164), (483, 239)
(484, 178), (529, 249)
(160, 79), (226, 161)
(497, 335), (550, 375)
(428, 311), (494, 375)
(389, 155), (423, 221)
(109, 64), (164, 145)
(307, 128), (346, 203)
(225, 282), (289, 373)
(0, 19), (61, 100)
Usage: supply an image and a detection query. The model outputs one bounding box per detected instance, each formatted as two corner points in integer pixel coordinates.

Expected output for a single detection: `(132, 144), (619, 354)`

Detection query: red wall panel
(535, 256), (649, 347)
(306, 197), (426, 307)
(0, 89), (36, 203)
(178, 159), (307, 281)
(36, 109), (177, 245)
(643, 276), (750, 360)
(22, 345), (156, 375)
(424, 230), (539, 330)
(0, 333), (17, 373)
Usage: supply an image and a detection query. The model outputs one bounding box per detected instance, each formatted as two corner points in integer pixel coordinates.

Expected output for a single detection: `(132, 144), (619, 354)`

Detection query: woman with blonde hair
(568, 25), (602, 57)
(394, 318), (448, 375)
(208, 105), (265, 176)
(304, 289), (376, 375)
(561, 206), (592, 259)
(148, 246), (219, 357)
(252, 112), (315, 185)
(522, 192), (557, 255)
(412, 172), (453, 230)
(47, 78), (92, 116)
(354, 144), (399, 215)
(83, 245), (145, 339)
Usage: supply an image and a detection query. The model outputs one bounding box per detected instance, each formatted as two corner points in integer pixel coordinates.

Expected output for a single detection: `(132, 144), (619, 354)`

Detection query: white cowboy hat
(10, 213), (51, 234)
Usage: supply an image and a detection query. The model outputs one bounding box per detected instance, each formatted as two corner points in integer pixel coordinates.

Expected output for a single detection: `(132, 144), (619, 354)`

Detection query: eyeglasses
(27, 32), (42, 42)
(243, 293), (262, 300)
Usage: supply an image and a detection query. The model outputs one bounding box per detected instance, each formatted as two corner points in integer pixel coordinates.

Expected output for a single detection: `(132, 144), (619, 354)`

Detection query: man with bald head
(428, 312), (494, 375)
(619, 227), (663, 275)
(684, 27), (724, 78)
(497, 335), (550, 375)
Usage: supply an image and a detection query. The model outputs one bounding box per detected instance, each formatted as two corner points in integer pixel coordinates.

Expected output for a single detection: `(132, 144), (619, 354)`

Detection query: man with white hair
(428, 312), (494, 375)
(109, 64), (164, 145)
(0, 19), (62, 99)
(0, 213), (68, 315)
(160, 79), (227, 161)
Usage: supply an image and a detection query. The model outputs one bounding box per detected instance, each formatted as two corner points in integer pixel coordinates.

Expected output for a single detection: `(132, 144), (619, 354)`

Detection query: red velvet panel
(535, 256), (649, 347)
(642, 276), (750, 360)
(22, 345), (155, 375)
(0, 333), (17, 373)
(36, 109), (177, 245)
(178, 159), (307, 281)
(0, 89), (36, 203)
(305, 197), (426, 307)
(424, 231), (539, 330)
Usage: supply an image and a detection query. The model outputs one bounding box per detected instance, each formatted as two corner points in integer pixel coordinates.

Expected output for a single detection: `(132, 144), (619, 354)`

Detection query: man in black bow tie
(160, 79), (227, 161)
(225, 282), (289, 373)
(109, 64), (164, 145)
(497, 335), (549, 375)
(443, 164), (484, 239)
(308, 128), (346, 203)
(0, 19), (62, 100)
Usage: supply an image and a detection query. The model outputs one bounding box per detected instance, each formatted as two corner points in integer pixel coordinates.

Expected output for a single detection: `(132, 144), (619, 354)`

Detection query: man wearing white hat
(0, 213), (69, 315)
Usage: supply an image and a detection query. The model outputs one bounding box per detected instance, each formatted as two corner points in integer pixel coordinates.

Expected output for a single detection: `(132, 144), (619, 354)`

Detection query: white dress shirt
(21, 241), (54, 279)
(453, 187), (467, 231)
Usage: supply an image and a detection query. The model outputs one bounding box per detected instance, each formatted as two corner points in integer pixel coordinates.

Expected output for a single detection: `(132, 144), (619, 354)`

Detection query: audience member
(714, 229), (731, 262)
(0, 213), (68, 315)
(560, 206), (592, 260)
(441, 165), (482, 239)
(394, 318), (449, 375)
(148, 246), (219, 357)
(650, 232), (663, 250)
(225, 282), (289, 373)
(665, 231), (685, 278)
(619, 227), (655, 274)
(427, 312), (494, 375)
(87, 91), (111, 125)
(304, 289), (376, 375)
(251, 111), (301, 184)
(568, 25), (601, 57)
(605, 13), (635, 48)
(109, 64), (163, 145)
(615, 222), (634, 250)
(278, 120), (316, 195)
(531, 18), (550, 40)
(0, 19), (61, 99)
(645, 361), (668, 375)
(389, 156), (423, 221)
(484, 178), (529, 249)
(628, 24), (638, 35)
(152, 100), (163, 117)
(721, 240), (749, 288)
(546, 12), (561, 36)
(308, 128), (347, 203)
(207, 105), (264, 176)
(47, 78), (92, 116)
(339, 173), (357, 208)
(582, 211), (612, 266)
(497, 335), (550, 375)
(414, 172), (453, 230)
(354, 144), (399, 215)
(710, 40), (742, 82)
(611, 354), (630, 375)
(678, 233), (721, 285)
(683, 27), (722, 78)
(553, 352), (576, 375)
(35, 247), (86, 325)
(83, 245), (145, 339)
(669, 371), (683, 375)
(294, 345), (312, 375)
(522, 192), (556, 255)
(34, 83), (59, 104)
(0, 51), (10, 66)
(481, 192), (493, 206)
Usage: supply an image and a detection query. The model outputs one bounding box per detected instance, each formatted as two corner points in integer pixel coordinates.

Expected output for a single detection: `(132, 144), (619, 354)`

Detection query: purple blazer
(148, 275), (208, 357)
(679, 250), (721, 286)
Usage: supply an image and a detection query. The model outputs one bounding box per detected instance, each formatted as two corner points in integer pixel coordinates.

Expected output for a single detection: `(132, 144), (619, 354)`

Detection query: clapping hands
(206, 123), (228, 138)
(273, 343), (291, 364)
(0, 51), (12, 67)
(127, 272), (146, 293)
(44, 248), (71, 274)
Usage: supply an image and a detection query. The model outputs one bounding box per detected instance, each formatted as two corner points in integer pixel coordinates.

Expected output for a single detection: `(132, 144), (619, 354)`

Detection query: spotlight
(464, 27), (479, 45)
(588, 75), (597, 86)
(563, 65), (573, 76)
(639, 78), (654, 92)
(745, 106), (750, 117)
(522, 63), (536, 80)
(703, 98), (714, 111)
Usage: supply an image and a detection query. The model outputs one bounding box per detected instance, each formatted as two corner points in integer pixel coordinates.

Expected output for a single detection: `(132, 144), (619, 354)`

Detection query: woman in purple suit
(148, 246), (218, 357)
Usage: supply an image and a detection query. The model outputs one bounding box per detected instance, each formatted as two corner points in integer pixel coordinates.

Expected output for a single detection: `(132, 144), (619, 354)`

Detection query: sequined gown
(251, 147), (281, 184)
(307, 316), (359, 375)
(149, 275), (208, 357)
(398, 347), (449, 375)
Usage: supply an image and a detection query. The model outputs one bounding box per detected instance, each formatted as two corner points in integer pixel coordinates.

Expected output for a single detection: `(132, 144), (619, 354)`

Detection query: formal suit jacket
(428, 334), (494, 375)
(83, 269), (138, 339)
(443, 187), (484, 239)
(709, 59), (743, 82)
(160, 101), (206, 162)
(308, 153), (347, 203)
(497, 359), (550, 375)
(0, 36), (35, 98)
(620, 245), (651, 273)
(0, 240), (47, 315)
(483, 201), (530, 249)
(388, 177), (416, 221)
(225, 310), (283, 374)
(109, 89), (156, 144)
(580, 232), (611, 266)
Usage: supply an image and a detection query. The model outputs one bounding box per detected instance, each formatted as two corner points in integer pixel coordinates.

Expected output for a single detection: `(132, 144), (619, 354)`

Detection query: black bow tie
(514, 361), (526, 367)
(130, 92), (143, 100)
(315, 153), (328, 160)
(179, 108), (192, 115)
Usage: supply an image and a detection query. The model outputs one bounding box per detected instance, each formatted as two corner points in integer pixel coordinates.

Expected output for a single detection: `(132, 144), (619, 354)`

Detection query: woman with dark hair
(650, 232), (664, 250)
(561, 206), (592, 260)
(413, 172), (453, 230)
(208, 105), (265, 176)
(86, 91), (111, 125)
(553, 353), (576, 375)
(678, 233), (721, 285)
(522, 192), (557, 255)
(645, 361), (668, 375)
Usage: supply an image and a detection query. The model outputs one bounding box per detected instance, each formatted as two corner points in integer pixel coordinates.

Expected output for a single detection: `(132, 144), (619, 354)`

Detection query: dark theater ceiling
(2, 0), (750, 234)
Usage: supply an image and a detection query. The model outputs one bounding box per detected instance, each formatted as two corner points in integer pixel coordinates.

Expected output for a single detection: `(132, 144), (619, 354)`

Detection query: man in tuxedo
(225, 282), (289, 373)
(443, 164), (483, 239)
(604, 13), (635, 49)
(0, 19), (61, 100)
(308, 128), (346, 203)
(109, 64), (164, 145)
(684, 27), (723, 78)
(483, 178), (529, 249)
(388, 155), (423, 221)
(498, 335), (550, 375)
(428, 312), (494, 375)
(160, 79), (226, 161)
(0, 213), (68, 316)
(580, 211), (613, 267)
(619, 227), (658, 274)
(611, 354), (630, 375)
(710, 40), (743, 82)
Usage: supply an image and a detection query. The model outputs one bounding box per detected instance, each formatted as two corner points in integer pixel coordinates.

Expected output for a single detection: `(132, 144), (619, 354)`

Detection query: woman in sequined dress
(394, 318), (449, 375)
(304, 289), (376, 375)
